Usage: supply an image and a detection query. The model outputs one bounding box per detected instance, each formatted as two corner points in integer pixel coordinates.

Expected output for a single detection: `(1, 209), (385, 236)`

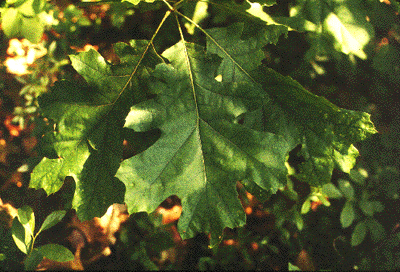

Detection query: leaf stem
(115, 9), (171, 103)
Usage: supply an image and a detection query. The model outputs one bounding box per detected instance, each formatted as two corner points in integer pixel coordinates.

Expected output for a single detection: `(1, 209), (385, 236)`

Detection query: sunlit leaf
(17, 206), (35, 239)
(11, 218), (28, 254)
(282, 0), (375, 59)
(30, 41), (163, 221)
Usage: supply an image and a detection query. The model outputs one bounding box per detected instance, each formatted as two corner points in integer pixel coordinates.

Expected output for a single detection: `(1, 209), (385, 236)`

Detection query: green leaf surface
(301, 199), (311, 214)
(322, 183), (342, 198)
(31, 41), (163, 221)
(38, 210), (66, 234)
(367, 218), (385, 243)
(24, 249), (43, 270)
(117, 41), (291, 241)
(30, 8), (376, 242)
(289, 262), (301, 271)
(283, 0), (375, 59)
(36, 244), (74, 262)
(338, 179), (355, 200)
(341, 201), (355, 228)
(17, 0), (45, 17)
(11, 218), (28, 254)
(359, 200), (383, 217)
(206, 23), (376, 186)
(17, 206), (35, 239)
(1, 0), (45, 43)
(349, 168), (368, 185)
(351, 220), (367, 246)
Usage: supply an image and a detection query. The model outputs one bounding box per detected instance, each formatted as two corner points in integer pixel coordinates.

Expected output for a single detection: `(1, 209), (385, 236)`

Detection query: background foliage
(0, 0), (399, 270)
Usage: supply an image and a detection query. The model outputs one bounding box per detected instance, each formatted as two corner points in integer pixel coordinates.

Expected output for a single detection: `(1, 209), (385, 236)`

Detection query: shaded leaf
(38, 210), (66, 234)
(367, 218), (385, 243)
(30, 41), (163, 221)
(349, 168), (368, 185)
(351, 220), (367, 246)
(338, 179), (354, 200)
(322, 183), (343, 198)
(36, 244), (74, 262)
(11, 218), (28, 254)
(341, 201), (355, 228)
(206, 23), (376, 186)
(24, 249), (43, 271)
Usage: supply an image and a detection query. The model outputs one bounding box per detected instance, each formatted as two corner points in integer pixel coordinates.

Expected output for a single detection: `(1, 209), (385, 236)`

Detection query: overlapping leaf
(1, 0), (46, 43)
(30, 41), (163, 220)
(206, 0), (288, 40)
(204, 22), (376, 185)
(276, 0), (375, 59)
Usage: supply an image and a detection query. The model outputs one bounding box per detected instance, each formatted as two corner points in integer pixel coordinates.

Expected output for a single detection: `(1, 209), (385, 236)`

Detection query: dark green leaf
(117, 41), (291, 242)
(38, 210), (66, 234)
(338, 179), (355, 200)
(349, 168), (368, 185)
(359, 200), (374, 216)
(30, 42), (163, 221)
(11, 218), (28, 254)
(206, 23), (375, 186)
(367, 218), (385, 243)
(351, 220), (367, 246)
(36, 244), (74, 262)
(24, 249), (43, 271)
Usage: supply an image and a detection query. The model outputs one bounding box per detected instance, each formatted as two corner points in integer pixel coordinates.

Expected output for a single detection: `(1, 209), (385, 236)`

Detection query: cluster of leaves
(27, 0), (376, 244)
(11, 206), (73, 270)
(3, 0), (400, 270)
(1, 0), (48, 43)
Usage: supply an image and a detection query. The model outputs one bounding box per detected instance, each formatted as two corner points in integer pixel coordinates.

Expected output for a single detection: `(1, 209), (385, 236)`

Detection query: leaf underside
(30, 1), (376, 241)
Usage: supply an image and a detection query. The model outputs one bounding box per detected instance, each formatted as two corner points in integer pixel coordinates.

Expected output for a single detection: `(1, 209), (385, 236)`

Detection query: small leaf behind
(351, 220), (367, 246)
(24, 248), (43, 271)
(36, 244), (74, 262)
